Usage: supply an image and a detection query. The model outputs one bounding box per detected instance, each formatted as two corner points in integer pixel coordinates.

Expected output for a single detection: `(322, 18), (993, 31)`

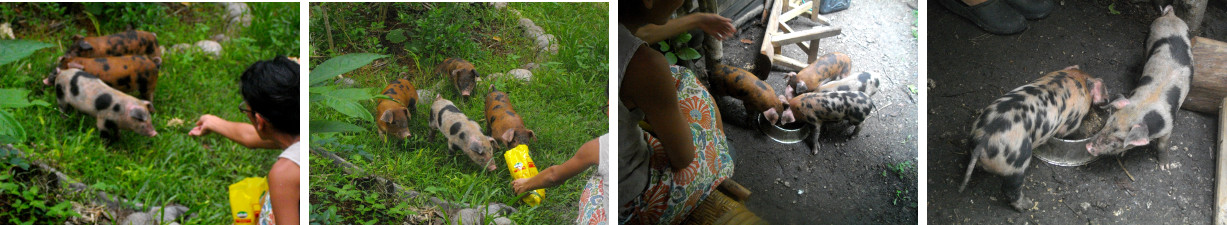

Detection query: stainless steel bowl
(757, 115), (812, 144)
(1032, 108), (1108, 167)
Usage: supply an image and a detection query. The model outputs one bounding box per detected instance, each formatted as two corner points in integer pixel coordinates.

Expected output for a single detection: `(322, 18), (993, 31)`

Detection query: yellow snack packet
(505, 144), (545, 206)
(229, 177), (268, 225)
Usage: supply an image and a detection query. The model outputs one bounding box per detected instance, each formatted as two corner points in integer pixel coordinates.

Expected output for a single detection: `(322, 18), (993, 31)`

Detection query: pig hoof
(1010, 197), (1035, 212)
(810, 146), (819, 155)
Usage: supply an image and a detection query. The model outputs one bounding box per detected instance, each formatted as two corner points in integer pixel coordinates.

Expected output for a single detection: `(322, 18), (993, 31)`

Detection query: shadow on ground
(927, 1), (1227, 223)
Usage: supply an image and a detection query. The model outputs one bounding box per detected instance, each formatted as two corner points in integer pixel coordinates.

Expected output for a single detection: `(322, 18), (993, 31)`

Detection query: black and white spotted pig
(1086, 6), (1192, 170)
(50, 68), (157, 139)
(786, 71), (882, 99)
(778, 91), (876, 155)
(959, 66), (1108, 211)
(428, 94), (499, 171)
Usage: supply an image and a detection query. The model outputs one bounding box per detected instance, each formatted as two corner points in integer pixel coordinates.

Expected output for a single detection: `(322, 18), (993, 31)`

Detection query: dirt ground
(713, 0), (920, 223)
(927, 1), (1227, 223)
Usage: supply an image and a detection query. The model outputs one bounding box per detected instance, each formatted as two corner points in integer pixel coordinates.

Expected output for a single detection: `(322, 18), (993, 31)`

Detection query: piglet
(785, 52), (851, 95)
(429, 94), (498, 171)
(68, 29), (163, 62)
(376, 78), (419, 140)
(49, 68), (157, 139)
(708, 64), (786, 125)
(787, 71), (882, 99)
(484, 84), (535, 148)
(779, 91), (875, 154)
(1086, 6), (1192, 170)
(436, 58), (481, 97)
(50, 55), (160, 102)
(961, 66), (1107, 211)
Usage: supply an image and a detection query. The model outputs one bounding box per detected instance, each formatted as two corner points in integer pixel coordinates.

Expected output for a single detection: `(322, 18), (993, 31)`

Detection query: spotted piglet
(429, 94), (499, 171)
(960, 66), (1108, 211)
(1086, 6), (1192, 170)
(50, 68), (157, 139)
(787, 71), (882, 99)
(67, 29), (163, 64)
(709, 64), (787, 125)
(436, 58), (481, 97)
(485, 85), (535, 148)
(50, 55), (160, 101)
(376, 78), (419, 140)
(778, 91), (875, 154)
(785, 52), (851, 95)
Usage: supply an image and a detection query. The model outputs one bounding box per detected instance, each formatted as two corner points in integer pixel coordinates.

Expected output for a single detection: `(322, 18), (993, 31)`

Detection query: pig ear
(472, 70), (482, 81)
(450, 68), (465, 78)
(379, 110), (394, 123)
(72, 34), (84, 41)
(527, 129), (536, 142)
(77, 40), (93, 51)
(67, 62), (85, 69)
(501, 129), (515, 144)
(1109, 95), (1130, 109)
(142, 100), (154, 114)
(764, 108), (779, 124)
(1126, 123), (1151, 147)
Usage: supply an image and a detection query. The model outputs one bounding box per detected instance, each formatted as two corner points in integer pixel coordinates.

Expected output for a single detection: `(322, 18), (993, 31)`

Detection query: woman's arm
(635, 13), (736, 43)
(622, 46), (695, 172)
(511, 137), (602, 194)
(188, 114), (280, 149)
(268, 159), (300, 225)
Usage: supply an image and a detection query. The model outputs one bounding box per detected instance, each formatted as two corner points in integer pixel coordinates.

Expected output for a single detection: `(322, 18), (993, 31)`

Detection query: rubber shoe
(1005, 0), (1054, 20)
(939, 0), (1027, 35)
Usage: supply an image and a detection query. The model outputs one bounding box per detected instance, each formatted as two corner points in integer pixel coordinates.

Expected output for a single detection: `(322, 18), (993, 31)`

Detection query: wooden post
(1183, 37), (1227, 114)
(1178, 0), (1208, 35)
(1215, 97), (1227, 225)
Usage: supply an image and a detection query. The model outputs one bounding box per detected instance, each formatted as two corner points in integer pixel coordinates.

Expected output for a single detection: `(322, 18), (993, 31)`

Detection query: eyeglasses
(239, 101), (252, 116)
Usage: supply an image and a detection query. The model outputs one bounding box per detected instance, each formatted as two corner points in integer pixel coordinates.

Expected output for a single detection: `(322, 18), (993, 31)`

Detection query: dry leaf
(740, 39), (753, 44)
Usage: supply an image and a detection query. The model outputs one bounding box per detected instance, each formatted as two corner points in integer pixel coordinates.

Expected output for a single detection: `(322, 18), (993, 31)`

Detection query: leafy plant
(0, 40), (54, 144)
(309, 53), (389, 134)
(884, 160), (913, 180)
(0, 40), (53, 67)
(656, 32), (701, 65)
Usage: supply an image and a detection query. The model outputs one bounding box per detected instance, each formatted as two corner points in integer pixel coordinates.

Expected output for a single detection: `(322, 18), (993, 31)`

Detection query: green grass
(309, 2), (607, 223)
(0, 3), (298, 223)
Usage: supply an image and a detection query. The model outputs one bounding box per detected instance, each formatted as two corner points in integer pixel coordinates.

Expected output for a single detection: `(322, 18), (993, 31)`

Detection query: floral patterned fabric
(577, 174), (608, 225)
(622, 65), (734, 224)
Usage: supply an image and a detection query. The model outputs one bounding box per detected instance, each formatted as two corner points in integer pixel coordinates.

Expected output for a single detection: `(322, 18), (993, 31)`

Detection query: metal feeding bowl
(757, 114), (812, 144)
(1033, 107), (1109, 167)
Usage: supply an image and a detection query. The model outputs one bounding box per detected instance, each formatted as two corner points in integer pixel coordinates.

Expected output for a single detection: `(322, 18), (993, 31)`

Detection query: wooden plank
(811, 0), (820, 21)
(807, 39), (820, 62)
(1184, 36), (1227, 114)
(770, 26), (841, 46)
(1216, 97), (1227, 225)
(773, 54), (807, 70)
(780, 1), (811, 22)
(760, 0), (783, 60)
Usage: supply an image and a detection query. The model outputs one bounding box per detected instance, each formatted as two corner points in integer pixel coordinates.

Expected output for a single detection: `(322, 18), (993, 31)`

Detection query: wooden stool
(760, 0), (842, 71)
(682, 180), (767, 225)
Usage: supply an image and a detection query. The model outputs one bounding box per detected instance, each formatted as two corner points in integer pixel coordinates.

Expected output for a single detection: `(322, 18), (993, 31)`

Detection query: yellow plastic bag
(505, 144), (545, 206)
(229, 177), (268, 225)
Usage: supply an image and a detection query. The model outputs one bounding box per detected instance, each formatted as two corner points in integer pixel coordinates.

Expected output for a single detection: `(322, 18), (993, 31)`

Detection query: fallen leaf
(167, 118), (185, 127)
(493, 36), (502, 42)
(740, 39), (753, 44)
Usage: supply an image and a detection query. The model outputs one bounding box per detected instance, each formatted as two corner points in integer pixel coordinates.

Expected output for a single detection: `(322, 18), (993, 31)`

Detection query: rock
(211, 34), (229, 43)
(490, 2), (508, 9)
(195, 40), (222, 58)
(171, 43), (193, 52)
(452, 209), (483, 225)
(417, 89), (434, 99)
(507, 69), (532, 82)
(493, 217), (515, 225)
(220, 2), (252, 34)
(517, 18), (544, 36)
(118, 205), (190, 225)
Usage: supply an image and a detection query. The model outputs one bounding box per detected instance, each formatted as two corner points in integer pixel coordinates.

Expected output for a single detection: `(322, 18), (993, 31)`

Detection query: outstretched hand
(188, 114), (226, 136)
(694, 13), (736, 40)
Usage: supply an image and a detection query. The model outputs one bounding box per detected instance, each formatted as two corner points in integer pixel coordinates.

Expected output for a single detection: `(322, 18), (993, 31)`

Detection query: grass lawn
(308, 2), (608, 223)
(0, 3), (298, 223)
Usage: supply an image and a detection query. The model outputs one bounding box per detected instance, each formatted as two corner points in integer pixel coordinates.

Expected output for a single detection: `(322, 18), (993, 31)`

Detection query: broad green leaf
(0, 111), (24, 144)
(673, 32), (692, 44)
(677, 47), (702, 60)
(0, 89), (50, 109)
(0, 40), (54, 67)
(386, 29), (407, 43)
(309, 53), (389, 86)
(309, 120), (367, 134)
(657, 41), (669, 52)
(664, 52), (677, 65)
(319, 87), (377, 121)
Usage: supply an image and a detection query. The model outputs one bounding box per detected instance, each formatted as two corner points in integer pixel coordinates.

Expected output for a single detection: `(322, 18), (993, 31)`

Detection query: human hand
(511, 178), (531, 195)
(188, 114), (225, 136)
(694, 13), (736, 40)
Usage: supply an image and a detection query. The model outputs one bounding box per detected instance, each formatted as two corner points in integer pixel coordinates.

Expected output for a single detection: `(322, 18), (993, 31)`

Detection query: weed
(885, 160), (914, 180)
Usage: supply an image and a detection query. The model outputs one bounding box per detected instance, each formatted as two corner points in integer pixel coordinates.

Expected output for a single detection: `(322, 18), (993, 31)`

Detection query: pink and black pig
(436, 58), (481, 97)
(51, 55), (160, 102)
(428, 94), (498, 171)
(67, 29), (163, 63)
(959, 66), (1108, 212)
(709, 64), (787, 125)
(485, 84), (535, 148)
(49, 68), (157, 139)
(778, 91), (876, 154)
(1086, 6), (1192, 170)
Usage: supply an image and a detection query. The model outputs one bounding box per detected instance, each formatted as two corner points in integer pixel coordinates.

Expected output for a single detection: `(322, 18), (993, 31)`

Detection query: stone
(507, 69), (532, 82)
(0, 23), (13, 39)
(195, 40), (222, 58)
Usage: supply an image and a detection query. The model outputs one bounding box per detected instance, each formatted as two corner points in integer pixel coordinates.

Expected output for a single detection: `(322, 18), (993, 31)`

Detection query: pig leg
(95, 117), (120, 141)
(1157, 135), (1173, 170)
(1003, 173), (1033, 211)
(809, 122), (823, 155)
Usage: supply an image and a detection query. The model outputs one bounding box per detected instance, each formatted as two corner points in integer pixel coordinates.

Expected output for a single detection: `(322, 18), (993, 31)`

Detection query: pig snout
(400, 130), (412, 139)
(1086, 142), (1098, 156)
(461, 90), (471, 97)
(487, 163), (498, 171)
